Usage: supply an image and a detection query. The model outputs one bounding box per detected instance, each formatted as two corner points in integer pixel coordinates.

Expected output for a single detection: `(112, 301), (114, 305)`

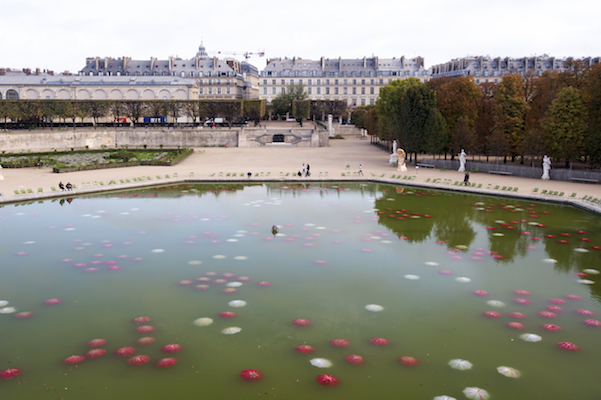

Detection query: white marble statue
(0, 165), (3, 181)
(541, 155), (551, 180)
(397, 148), (407, 172)
(458, 149), (467, 172)
(389, 140), (399, 165)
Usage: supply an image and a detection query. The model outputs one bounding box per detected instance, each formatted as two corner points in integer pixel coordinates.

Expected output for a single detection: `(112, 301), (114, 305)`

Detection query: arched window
(0, 92), (2, 99)
(6, 89), (19, 99)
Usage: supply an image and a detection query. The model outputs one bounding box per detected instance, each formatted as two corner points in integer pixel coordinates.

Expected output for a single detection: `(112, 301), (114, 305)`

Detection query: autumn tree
(123, 101), (146, 126)
(474, 82), (495, 157)
(350, 106), (369, 129)
(427, 76), (479, 133)
(423, 108), (448, 156)
(271, 84), (307, 117)
(401, 83), (439, 158)
(585, 64), (601, 167)
(492, 75), (530, 160)
(449, 116), (476, 156)
(541, 86), (587, 168)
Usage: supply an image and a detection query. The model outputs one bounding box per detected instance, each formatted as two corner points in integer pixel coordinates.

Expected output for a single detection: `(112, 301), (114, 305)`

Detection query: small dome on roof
(196, 42), (208, 58)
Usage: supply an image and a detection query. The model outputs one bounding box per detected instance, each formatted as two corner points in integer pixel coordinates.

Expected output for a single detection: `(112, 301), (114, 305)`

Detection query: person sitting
(59, 181), (65, 190)
(66, 182), (73, 190)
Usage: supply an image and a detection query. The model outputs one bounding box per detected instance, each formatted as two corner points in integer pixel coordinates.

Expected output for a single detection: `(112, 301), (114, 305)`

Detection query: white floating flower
(486, 300), (505, 308)
(151, 249), (165, 253)
(455, 277), (471, 283)
(448, 359), (472, 370)
(497, 366), (521, 378)
(0, 300), (8, 307)
(233, 234), (245, 237)
(404, 274), (420, 280)
(65, 228), (76, 231)
(494, 220), (506, 224)
(234, 256), (248, 260)
(22, 241), (36, 245)
(574, 248), (589, 253)
(213, 255), (226, 259)
(119, 212), (130, 215)
(226, 282), (243, 287)
(434, 396), (457, 400)
(304, 223), (315, 227)
(455, 245), (468, 250)
(425, 261), (439, 266)
(188, 260), (202, 265)
(222, 326), (242, 335)
(381, 240), (392, 244)
(365, 304), (384, 312)
(520, 333), (542, 342)
(583, 268), (600, 274)
(310, 358), (333, 368)
(0, 307), (16, 314)
(492, 233), (504, 237)
(578, 279), (595, 285)
(228, 300), (247, 308)
(226, 239), (238, 242)
(543, 258), (557, 264)
(236, 230), (247, 234)
(193, 317), (213, 327)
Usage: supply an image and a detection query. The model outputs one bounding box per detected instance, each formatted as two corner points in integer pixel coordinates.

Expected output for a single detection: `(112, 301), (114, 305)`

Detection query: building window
(352, 88), (356, 94)
(353, 79), (357, 85)
(281, 79), (285, 85)
(361, 99), (365, 106)
(361, 87), (365, 94)
(361, 79), (365, 85)
(344, 88), (348, 94)
(308, 79), (312, 85)
(208, 88), (213, 94)
(379, 79), (383, 85)
(290, 79), (294, 85)
(370, 87), (374, 94)
(226, 87), (230, 94)
(335, 79), (339, 85)
(199, 88), (204, 94)
(317, 87), (321, 95)
(263, 88), (267, 94)
(343, 79), (348, 85)
(317, 79), (321, 85)
(217, 88), (222, 94)
(263, 79), (267, 85)
(369, 99), (375, 105)
(307, 88), (312, 94)
(325, 87), (329, 95)
(370, 79), (374, 85)
(335, 88), (339, 94)
(272, 87), (276, 94)
(326, 79), (329, 85)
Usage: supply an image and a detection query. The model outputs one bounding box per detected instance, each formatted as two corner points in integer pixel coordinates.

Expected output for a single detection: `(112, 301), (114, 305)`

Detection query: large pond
(1, 183), (599, 400)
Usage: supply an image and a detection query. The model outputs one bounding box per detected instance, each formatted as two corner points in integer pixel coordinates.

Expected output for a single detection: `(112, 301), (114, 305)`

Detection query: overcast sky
(2, 0), (599, 74)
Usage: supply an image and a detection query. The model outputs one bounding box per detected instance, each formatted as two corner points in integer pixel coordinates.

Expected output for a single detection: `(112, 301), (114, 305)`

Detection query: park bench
(417, 163), (435, 168)
(488, 171), (513, 176)
(570, 177), (598, 184)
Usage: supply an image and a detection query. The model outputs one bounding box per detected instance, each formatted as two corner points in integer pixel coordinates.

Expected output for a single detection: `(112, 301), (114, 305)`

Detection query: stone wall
(0, 127), (328, 152)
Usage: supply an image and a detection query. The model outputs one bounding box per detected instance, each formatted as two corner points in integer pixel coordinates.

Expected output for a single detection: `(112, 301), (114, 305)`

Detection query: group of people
(58, 181), (73, 191)
(298, 163), (311, 177)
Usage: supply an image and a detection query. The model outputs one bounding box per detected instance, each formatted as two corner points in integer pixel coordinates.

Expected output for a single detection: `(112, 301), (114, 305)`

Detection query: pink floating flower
(14, 311), (34, 319)
(369, 337), (390, 346)
(514, 298), (531, 305)
(506, 322), (526, 330)
(84, 267), (98, 272)
(73, 263), (87, 268)
(537, 311), (558, 319)
(513, 290), (531, 296)
(219, 311), (237, 318)
(0, 368), (22, 379)
(256, 281), (271, 287)
(576, 309), (595, 316)
(128, 355), (150, 366)
(438, 270), (453, 275)
(565, 294), (582, 300)
(397, 356), (419, 366)
(345, 354), (364, 365)
(44, 298), (62, 305)
(161, 344), (182, 353)
(546, 305), (564, 313)
(136, 325), (156, 334)
(295, 345), (315, 354)
(195, 284), (210, 290)
(316, 374), (339, 386)
(213, 279), (228, 285)
(483, 311), (502, 319)
(105, 261), (118, 265)
(107, 266), (122, 271)
(556, 342), (579, 351)
(330, 338), (351, 348)
(541, 324), (562, 332)
(136, 337), (156, 346)
(113, 347), (136, 357)
(314, 260), (327, 265)
(221, 273), (236, 278)
(237, 276), (252, 282)
(87, 338), (108, 347)
(240, 369), (263, 381)
(292, 319), (311, 327)
(156, 358), (178, 368)
(178, 280), (194, 286)
(133, 316), (152, 325)
(583, 319), (601, 327)
(63, 355), (85, 364)
(85, 348), (106, 358)
(221, 288), (238, 294)
(548, 298), (566, 304)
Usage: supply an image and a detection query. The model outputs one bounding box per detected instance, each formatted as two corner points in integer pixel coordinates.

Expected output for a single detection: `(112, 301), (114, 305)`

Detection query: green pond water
(0, 182), (600, 400)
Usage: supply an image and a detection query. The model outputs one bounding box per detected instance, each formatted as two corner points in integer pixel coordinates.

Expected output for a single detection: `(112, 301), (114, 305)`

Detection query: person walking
(306, 164), (310, 177)
(463, 172), (470, 186)
(358, 164), (363, 176)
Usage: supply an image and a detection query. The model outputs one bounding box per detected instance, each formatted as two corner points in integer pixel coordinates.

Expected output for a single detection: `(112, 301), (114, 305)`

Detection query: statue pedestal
(389, 154), (398, 165)
(398, 164), (407, 172)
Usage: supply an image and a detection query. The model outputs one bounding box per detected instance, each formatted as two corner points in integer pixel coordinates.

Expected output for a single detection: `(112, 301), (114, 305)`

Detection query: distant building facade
(430, 55), (601, 84)
(259, 56), (429, 106)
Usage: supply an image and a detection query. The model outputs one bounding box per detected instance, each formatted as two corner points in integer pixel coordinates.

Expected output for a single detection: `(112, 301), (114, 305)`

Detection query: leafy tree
(427, 76), (479, 133)
(541, 86), (587, 168)
(271, 84), (307, 117)
(164, 101), (182, 127)
(0, 101), (18, 129)
(74, 101), (91, 127)
(474, 82), (496, 157)
(109, 101), (124, 125)
(242, 100), (265, 123)
(518, 129), (547, 167)
(365, 106), (379, 137)
(449, 116), (476, 156)
(350, 106), (369, 129)
(493, 75), (530, 159)
(123, 101), (146, 126)
(87, 100), (109, 127)
(292, 100), (310, 123)
(18, 101), (41, 130)
(423, 108), (448, 155)
(147, 101), (167, 124)
(401, 83), (437, 156)
(585, 64), (601, 167)
(375, 78), (422, 143)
